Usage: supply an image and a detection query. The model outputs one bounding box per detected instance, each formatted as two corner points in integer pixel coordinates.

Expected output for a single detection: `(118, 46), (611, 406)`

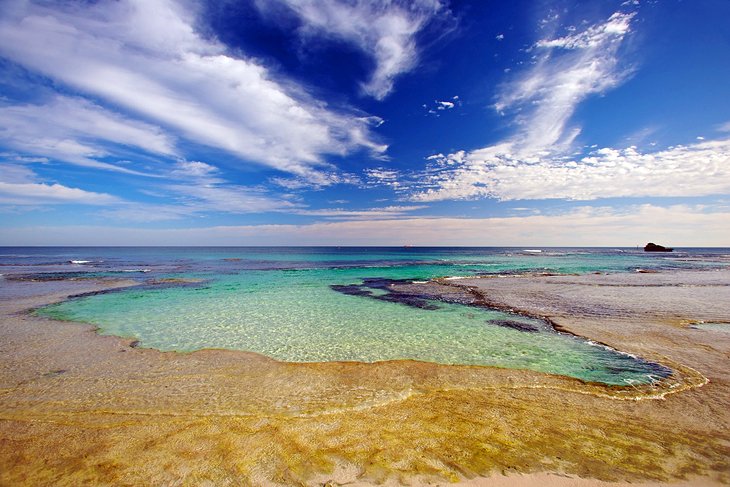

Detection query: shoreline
(1, 269), (729, 485)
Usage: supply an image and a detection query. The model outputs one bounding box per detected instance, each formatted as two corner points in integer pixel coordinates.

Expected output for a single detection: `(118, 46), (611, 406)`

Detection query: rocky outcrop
(644, 242), (673, 252)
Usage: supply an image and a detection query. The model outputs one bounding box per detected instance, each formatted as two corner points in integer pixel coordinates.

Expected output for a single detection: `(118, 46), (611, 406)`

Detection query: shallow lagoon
(31, 247), (718, 385)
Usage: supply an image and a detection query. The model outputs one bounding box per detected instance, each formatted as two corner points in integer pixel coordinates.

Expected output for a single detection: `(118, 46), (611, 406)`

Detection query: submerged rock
(489, 319), (540, 333)
(330, 279), (440, 310)
(329, 284), (373, 297)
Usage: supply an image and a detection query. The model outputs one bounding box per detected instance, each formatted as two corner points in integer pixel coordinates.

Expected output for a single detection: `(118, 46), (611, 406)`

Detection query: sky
(0, 0), (729, 246)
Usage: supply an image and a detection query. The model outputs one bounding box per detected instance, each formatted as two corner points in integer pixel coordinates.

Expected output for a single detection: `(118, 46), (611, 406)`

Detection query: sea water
(4, 247), (728, 385)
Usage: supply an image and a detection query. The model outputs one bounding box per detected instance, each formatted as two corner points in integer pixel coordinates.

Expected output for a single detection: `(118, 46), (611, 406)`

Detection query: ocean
(3, 246), (728, 386)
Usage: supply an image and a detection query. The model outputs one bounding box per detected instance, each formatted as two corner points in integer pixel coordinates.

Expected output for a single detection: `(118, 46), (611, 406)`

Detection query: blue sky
(1, 0), (729, 246)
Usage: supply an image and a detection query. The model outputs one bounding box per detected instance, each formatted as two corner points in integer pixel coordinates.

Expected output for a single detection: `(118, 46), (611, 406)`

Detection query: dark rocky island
(644, 242), (673, 252)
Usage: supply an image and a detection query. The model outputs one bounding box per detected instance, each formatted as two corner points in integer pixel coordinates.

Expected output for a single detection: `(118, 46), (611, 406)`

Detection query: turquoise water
(25, 247), (729, 385)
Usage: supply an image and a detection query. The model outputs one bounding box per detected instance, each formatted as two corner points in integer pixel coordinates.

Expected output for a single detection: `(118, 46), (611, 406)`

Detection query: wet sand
(0, 270), (729, 486)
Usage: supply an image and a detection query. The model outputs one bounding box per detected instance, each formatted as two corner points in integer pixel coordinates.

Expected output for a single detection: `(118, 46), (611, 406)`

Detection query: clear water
(4, 247), (728, 385)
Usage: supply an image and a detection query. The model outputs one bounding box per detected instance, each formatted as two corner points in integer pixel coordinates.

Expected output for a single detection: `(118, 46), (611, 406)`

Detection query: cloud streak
(0, 164), (119, 205)
(99, 161), (300, 221)
(0, 96), (175, 175)
(291, 205), (425, 220)
(265, 0), (449, 99)
(496, 11), (635, 156)
(0, 0), (385, 176)
(4, 205), (728, 246)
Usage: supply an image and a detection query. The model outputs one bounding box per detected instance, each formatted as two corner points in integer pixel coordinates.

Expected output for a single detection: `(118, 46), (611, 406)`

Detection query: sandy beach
(1, 269), (729, 486)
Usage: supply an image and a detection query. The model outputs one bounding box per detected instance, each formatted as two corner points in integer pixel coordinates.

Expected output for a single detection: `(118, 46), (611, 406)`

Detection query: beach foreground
(1, 270), (729, 486)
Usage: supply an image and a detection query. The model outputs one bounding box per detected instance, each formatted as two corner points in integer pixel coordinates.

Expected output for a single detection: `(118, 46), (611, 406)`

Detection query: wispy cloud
(0, 96), (175, 175)
(263, 0), (450, 99)
(169, 161), (220, 180)
(363, 167), (403, 189)
(165, 184), (299, 214)
(100, 160), (423, 222)
(270, 172), (361, 191)
(100, 161), (299, 221)
(496, 11), (636, 156)
(423, 95), (460, 115)
(0, 164), (119, 205)
(0, 0), (385, 176)
(292, 205), (425, 220)
(0, 163), (35, 184)
(403, 9), (730, 203)
(5, 205), (728, 246)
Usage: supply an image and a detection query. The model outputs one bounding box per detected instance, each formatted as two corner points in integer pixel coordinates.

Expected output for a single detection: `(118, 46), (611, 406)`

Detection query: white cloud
(100, 167), (423, 221)
(496, 11), (636, 157)
(413, 138), (730, 202)
(270, 171), (361, 191)
(534, 12), (633, 50)
(406, 10), (716, 203)
(95, 204), (197, 223)
(4, 205), (728, 247)
(264, 0), (449, 100)
(0, 154), (49, 164)
(0, 0), (385, 176)
(0, 96), (175, 175)
(0, 157), (302, 218)
(169, 161), (219, 180)
(364, 167), (403, 189)
(0, 182), (118, 205)
(423, 97), (460, 116)
(167, 183), (299, 214)
(98, 186), (300, 222)
(0, 163), (35, 184)
(99, 160), (301, 221)
(0, 164), (119, 205)
(292, 205), (425, 220)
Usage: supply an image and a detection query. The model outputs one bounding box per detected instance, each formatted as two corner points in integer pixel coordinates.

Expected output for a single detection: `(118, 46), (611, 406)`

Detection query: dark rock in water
(8, 271), (91, 282)
(360, 277), (401, 290)
(644, 242), (673, 252)
(378, 293), (440, 310)
(330, 284), (373, 297)
(489, 319), (540, 333)
(330, 279), (440, 310)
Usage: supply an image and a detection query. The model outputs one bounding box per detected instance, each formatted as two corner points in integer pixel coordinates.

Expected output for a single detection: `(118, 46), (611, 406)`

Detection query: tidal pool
(39, 265), (671, 386)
